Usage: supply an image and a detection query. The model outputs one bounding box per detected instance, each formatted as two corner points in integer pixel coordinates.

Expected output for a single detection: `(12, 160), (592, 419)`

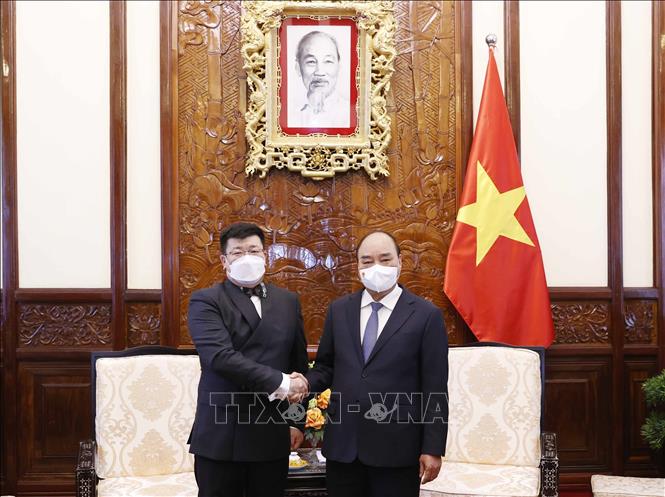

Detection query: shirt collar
(361, 284), (403, 311)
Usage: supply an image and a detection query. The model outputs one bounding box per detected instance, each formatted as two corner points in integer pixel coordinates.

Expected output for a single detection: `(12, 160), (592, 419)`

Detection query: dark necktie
(362, 302), (383, 362)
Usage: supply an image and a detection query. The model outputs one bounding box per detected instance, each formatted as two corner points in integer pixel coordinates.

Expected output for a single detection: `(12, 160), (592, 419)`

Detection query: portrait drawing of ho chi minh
(287, 29), (352, 129)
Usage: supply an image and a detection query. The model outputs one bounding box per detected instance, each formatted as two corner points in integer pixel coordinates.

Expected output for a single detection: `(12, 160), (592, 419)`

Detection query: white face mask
(227, 255), (265, 287)
(359, 264), (399, 293)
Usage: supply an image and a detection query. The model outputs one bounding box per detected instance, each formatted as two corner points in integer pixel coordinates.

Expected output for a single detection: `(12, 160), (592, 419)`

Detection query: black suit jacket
(307, 287), (449, 467)
(187, 280), (309, 462)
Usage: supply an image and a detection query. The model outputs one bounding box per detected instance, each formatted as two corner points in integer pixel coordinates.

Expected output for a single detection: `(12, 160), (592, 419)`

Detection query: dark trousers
(326, 459), (420, 497)
(194, 454), (289, 497)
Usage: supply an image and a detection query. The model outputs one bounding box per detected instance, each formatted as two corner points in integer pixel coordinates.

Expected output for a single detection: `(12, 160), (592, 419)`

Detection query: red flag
(444, 49), (554, 347)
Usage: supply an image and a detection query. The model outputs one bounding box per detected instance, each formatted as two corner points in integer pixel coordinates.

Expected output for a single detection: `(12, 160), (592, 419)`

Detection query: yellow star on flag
(457, 160), (534, 265)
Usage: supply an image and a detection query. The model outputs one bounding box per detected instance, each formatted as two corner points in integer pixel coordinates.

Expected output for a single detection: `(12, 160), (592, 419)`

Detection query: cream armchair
(421, 344), (558, 497)
(76, 346), (201, 497)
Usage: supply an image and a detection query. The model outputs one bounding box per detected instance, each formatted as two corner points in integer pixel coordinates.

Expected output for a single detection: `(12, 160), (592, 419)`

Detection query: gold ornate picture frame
(241, 0), (396, 180)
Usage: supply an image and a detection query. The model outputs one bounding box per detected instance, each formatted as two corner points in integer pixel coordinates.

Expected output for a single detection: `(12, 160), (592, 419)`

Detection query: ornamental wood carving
(18, 304), (112, 347)
(176, 0), (460, 345)
(551, 302), (610, 344)
(127, 303), (162, 347)
(624, 300), (656, 344)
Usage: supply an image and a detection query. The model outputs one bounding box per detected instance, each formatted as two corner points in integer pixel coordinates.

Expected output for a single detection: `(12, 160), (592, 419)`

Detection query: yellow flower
(317, 389), (331, 409)
(305, 407), (325, 430)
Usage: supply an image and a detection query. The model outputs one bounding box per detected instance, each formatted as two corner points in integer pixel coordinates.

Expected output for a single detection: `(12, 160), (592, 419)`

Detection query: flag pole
(485, 33), (497, 49)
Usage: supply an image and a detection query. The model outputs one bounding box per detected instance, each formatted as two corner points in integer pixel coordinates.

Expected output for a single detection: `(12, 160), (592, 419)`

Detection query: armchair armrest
(76, 439), (98, 497)
(540, 432), (558, 497)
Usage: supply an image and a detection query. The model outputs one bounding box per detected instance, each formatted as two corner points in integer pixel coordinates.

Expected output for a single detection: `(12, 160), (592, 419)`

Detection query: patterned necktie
(362, 302), (383, 362)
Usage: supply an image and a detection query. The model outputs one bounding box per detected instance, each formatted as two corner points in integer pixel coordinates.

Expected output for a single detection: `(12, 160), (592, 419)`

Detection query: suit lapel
(345, 290), (365, 366)
(235, 283), (278, 354)
(223, 279), (261, 331)
(365, 289), (415, 365)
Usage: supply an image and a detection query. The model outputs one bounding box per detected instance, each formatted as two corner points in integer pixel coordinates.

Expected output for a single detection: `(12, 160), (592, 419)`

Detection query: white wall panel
(520, 1), (608, 286)
(127, 0), (162, 289)
(16, 1), (110, 288)
(621, 0), (653, 287)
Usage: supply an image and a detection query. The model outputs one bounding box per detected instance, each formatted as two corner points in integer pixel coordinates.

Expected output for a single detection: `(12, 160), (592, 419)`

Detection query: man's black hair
(356, 231), (401, 258)
(219, 222), (265, 254)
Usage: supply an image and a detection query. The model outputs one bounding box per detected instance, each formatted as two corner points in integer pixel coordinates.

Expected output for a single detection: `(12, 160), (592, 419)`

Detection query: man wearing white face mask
(306, 231), (449, 497)
(187, 222), (310, 497)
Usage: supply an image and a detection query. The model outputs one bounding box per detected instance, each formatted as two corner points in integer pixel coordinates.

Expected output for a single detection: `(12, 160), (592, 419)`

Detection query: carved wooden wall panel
(623, 358), (660, 471)
(17, 363), (91, 490)
(17, 304), (112, 348)
(624, 300), (657, 344)
(551, 301), (610, 344)
(544, 357), (612, 472)
(127, 303), (161, 347)
(176, 0), (461, 345)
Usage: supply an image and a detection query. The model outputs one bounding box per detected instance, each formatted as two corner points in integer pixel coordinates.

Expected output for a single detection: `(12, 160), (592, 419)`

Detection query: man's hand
(290, 427), (304, 450)
(287, 372), (309, 403)
(419, 454), (442, 484)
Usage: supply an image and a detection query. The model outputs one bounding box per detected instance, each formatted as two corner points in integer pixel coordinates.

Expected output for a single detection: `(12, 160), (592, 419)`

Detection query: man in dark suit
(188, 222), (310, 497)
(305, 231), (449, 497)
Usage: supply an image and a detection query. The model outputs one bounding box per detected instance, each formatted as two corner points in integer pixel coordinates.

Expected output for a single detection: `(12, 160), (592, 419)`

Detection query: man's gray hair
(295, 31), (340, 63)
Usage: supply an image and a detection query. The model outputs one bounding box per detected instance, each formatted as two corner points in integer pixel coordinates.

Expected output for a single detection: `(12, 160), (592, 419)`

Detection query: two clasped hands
(285, 372), (310, 450)
(286, 371), (309, 403)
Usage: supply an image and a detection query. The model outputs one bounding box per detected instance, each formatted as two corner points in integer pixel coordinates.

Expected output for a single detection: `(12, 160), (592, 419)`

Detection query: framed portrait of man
(242, 1), (396, 180)
(280, 18), (358, 135)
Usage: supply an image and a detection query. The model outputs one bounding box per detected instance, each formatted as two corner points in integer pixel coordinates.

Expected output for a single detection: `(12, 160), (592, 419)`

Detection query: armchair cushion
(95, 354), (200, 478)
(420, 461), (540, 497)
(591, 475), (665, 497)
(444, 347), (542, 467)
(97, 471), (197, 497)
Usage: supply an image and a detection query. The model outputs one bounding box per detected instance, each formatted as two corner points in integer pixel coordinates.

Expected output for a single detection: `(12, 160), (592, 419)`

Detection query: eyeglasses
(225, 248), (264, 258)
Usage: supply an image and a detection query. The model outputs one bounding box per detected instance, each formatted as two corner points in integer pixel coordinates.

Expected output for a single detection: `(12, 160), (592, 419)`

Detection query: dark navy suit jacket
(187, 280), (308, 462)
(307, 286), (449, 467)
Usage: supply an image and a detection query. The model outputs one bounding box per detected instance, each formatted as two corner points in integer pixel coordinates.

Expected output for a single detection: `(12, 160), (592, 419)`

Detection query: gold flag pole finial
(485, 33), (498, 49)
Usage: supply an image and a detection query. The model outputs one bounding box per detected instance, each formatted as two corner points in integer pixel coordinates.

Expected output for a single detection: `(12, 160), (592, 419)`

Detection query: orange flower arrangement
(304, 388), (331, 447)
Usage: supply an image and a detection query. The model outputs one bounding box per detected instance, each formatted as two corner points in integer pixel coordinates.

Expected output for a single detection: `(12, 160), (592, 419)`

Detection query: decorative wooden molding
(124, 289), (162, 302)
(624, 300), (656, 344)
(606, 1), (624, 475)
(456, 0), (473, 200)
(110, 1), (127, 352)
(653, 0), (665, 371)
(504, 0), (520, 157)
(455, 0), (475, 345)
(1, 0), (18, 490)
(161, 0), (179, 348)
(127, 303), (161, 347)
(551, 302), (610, 344)
(14, 289), (111, 303)
(623, 287), (659, 299)
(549, 287), (612, 300)
(18, 304), (112, 348)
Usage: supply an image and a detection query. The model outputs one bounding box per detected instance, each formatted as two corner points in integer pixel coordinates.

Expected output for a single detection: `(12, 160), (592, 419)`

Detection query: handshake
(286, 372), (309, 403)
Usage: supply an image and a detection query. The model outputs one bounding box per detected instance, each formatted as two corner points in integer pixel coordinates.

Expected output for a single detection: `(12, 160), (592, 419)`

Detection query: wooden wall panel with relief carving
(551, 301), (610, 345)
(127, 303), (162, 347)
(623, 358), (661, 471)
(17, 304), (112, 348)
(175, 0), (462, 345)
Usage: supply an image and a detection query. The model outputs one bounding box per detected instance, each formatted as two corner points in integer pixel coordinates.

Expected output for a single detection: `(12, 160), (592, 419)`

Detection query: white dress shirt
(360, 285), (403, 344)
(246, 293), (291, 401)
